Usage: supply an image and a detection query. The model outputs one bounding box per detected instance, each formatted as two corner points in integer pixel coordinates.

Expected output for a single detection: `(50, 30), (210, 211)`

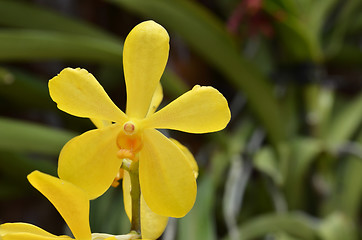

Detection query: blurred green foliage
(0, 0), (361, 239)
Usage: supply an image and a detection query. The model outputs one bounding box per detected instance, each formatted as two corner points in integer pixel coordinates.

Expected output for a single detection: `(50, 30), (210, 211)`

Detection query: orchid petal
(49, 68), (127, 123)
(123, 21), (169, 119)
(1, 233), (70, 240)
(139, 129), (196, 217)
(27, 171), (91, 240)
(0, 223), (62, 239)
(58, 124), (122, 199)
(122, 172), (168, 239)
(122, 171), (132, 221)
(170, 139), (199, 179)
(140, 196), (168, 239)
(90, 118), (112, 129)
(143, 85), (231, 133)
(146, 83), (163, 117)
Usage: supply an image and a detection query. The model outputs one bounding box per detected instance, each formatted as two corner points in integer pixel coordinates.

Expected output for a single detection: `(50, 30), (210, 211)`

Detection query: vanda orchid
(48, 20), (231, 220)
(0, 20), (230, 240)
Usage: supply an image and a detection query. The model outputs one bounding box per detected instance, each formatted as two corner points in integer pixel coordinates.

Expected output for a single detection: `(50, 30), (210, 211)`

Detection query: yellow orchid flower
(89, 84), (168, 240)
(48, 20), (231, 218)
(0, 171), (139, 240)
(91, 84), (197, 239)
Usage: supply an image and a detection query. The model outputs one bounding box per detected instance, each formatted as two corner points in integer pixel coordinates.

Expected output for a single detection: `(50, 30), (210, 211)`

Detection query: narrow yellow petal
(146, 83), (163, 117)
(27, 171), (91, 240)
(91, 233), (118, 240)
(170, 139), (199, 179)
(2, 233), (71, 240)
(123, 21), (169, 119)
(122, 172), (168, 239)
(122, 171), (132, 221)
(0, 223), (59, 238)
(58, 124), (123, 199)
(90, 118), (112, 129)
(141, 196), (168, 239)
(143, 85), (231, 133)
(49, 68), (127, 123)
(139, 129), (197, 217)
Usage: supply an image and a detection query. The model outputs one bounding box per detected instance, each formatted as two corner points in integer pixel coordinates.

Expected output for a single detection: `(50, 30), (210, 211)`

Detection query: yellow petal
(0, 223), (59, 238)
(170, 139), (199, 179)
(1, 233), (70, 240)
(146, 83), (163, 117)
(122, 171), (132, 221)
(139, 129), (197, 217)
(91, 233), (118, 240)
(58, 124), (123, 199)
(141, 196), (168, 239)
(27, 171), (91, 240)
(143, 85), (231, 133)
(49, 68), (127, 123)
(122, 172), (168, 239)
(90, 118), (112, 129)
(123, 21), (169, 119)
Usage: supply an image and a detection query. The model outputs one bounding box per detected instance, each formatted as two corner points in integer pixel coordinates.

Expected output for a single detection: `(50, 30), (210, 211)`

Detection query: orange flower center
(116, 121), (143, 160)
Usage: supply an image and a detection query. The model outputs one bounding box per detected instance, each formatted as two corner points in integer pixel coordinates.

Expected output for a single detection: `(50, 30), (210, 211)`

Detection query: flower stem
(128, 160), (141, 234)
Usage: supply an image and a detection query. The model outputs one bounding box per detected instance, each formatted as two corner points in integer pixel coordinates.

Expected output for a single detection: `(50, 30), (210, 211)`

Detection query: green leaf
(303, 84), (335, 138)
(324, 92), (362, 147)
(281, 85), (300, 138)
(335, 156), (362, 219)
(318, 213), (359, 240)
(236, 213), (318, 240)
(325, 0), (362, 57)
(324, 131), (362, 220)
(0, 117), (77, 155)
(0, 30), (122, 64)
(309, 0), (337, 37)
(109, 0), (286, 147)
(254, 147), (283, 185)
(263, 1), (323, 62)
(284, 137), (322, 208)
(0, 0), (116, 41)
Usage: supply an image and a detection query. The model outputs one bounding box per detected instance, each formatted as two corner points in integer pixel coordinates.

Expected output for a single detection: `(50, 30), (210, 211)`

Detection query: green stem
(128, 160), (141, 234)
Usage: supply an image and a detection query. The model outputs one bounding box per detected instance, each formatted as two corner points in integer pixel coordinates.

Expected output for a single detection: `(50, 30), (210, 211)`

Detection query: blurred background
(0, 0), (361, 239)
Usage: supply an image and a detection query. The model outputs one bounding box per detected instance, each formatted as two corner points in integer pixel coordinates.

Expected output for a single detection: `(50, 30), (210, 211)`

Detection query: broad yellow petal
(139, 129), (196, 217)
(49, 68), (127, 123)
(122, 172), (168, 239)
(27, 171), (91, 240)
(0, 223), (60, 238)
(123, 21), (169, 119)
(146, 83), (163, 117)
(58, 124), (123, 199)
(143, 85), (231, 133)
(170, 139), (199, 179)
